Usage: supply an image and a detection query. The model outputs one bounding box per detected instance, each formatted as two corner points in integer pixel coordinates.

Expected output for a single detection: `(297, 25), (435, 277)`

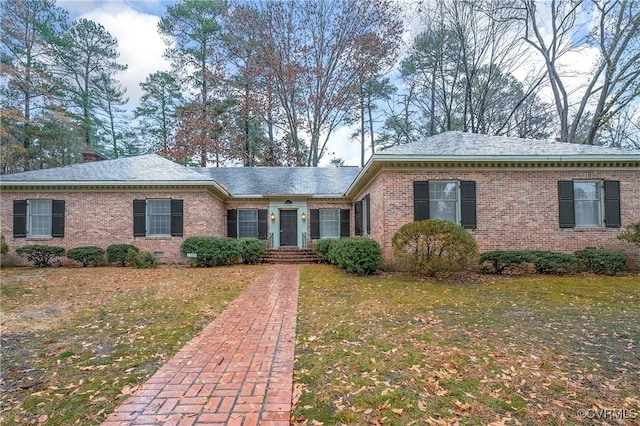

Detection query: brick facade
(1, 189), (224, 265)
(352, 168), (640, 269)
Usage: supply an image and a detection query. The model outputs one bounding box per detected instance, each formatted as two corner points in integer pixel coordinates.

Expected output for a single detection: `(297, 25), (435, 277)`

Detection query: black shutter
(340, 209), (350, 237)
(364, 195), (371, 235)
(460, 181), (476, 229)
(310, 209), (320, 239)
(354, 201), (363, 236)
(51, 200), (65, 237)
(133, 200), (146, 237)
(604, 180), (621, 228)
(171, 199), (184, 236)
(258, 209), (268, 239)
(414, 181), (429, 221)
(558, 181), (575, 228)
(227, 209), (237, 238)
(13, 200), (27, 238)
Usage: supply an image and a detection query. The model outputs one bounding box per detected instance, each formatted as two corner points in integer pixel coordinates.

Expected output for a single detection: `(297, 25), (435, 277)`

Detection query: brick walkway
(101, 265), (299, 426)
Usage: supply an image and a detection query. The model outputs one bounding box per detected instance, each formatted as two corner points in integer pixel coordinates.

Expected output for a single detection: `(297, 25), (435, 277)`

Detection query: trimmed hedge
(1, 235), (8, 255)
(328, 237), (381, 275)
(479, 250), (535, 275)
(181, 237), (242, 267)
(480, 249), (626, 275)
(67, 246), (105, 267)
(392, 219), (478, 276)
(106, 244), (139, 266)
(240, 239), (266, 264)
(127, 250), (159, 268)
(15, 245), (66, 267)
(575, 248), (626, 275)
(312, 239), (335, 264)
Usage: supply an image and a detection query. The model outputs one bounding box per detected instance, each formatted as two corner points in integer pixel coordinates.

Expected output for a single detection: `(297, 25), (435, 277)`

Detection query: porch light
(301, 212), (307, 221)
(271, 212), (276, 221)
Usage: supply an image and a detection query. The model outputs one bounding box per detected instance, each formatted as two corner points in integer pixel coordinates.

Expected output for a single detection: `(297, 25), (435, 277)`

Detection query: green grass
(293, 266), (640, 425)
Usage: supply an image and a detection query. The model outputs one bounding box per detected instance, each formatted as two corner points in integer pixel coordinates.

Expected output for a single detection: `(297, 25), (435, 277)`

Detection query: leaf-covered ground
(0, 265), (263, 425)
(293, 266), (640, 425)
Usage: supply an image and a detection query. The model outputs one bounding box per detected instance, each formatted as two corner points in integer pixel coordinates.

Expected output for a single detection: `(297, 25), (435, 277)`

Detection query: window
(414, 180), (476, 229)
(227, 209), (268, 239)
(319, 209), (340, 239)
(354, 194), (370, 236)
(429, 181), (459, 223)
(29, 200), (53, 237)
(147, 200), (172, 235)
(310, 209), (350, 239)
(238, 209), (258, 238)
(133, 199), (183, 237)
(13, 199), (65, 238)
(574, 181), (602, 227)
(558, 180), (620, 228)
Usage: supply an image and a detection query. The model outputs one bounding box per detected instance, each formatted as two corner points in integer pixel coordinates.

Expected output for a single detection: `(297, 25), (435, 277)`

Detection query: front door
(280, 210), (297, 246)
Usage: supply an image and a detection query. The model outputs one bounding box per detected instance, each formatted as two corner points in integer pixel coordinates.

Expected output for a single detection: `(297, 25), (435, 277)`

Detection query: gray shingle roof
(1, 154), (211, 182)
(195, 167), (362, 196)
(380, 131), (640, 157)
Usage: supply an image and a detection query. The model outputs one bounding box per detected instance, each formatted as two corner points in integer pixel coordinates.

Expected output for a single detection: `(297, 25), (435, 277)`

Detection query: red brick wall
(1, 190), (224, 265)
(353, 169), (640, 269)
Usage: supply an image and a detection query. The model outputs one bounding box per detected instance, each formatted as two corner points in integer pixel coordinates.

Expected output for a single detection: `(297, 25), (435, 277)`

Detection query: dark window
(227, 209), (268, 239)
(558, 180), (620, 228)
(13, 199), (65, 238)
(414, 180), (476, 229)
(134, 199), (183, 237)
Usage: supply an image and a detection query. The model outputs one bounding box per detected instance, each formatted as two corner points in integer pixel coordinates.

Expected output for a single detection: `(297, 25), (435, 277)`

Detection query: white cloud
(78, 3), (171, 106)
(319, 124), (369, 167)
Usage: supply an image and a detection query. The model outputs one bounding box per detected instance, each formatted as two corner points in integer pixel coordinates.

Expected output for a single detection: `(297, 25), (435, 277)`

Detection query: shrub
(479, 250), (536, 275)
(180, 236), (242, 267)
(106, 244), (139, 266)
(1, 235), (8, 255)
(328, 237), (381, 275)
(530, 251), (581, 275)
(15, 245), (65, 267)
(127, 250), (158, 268)
(618, 221), (640, 247)
(312, 239), (336, 264)
(240, 239), (266, 264)
(66, 246), (105, 267)
(392, 219), (478, 276)
(575, 248), (626, 275)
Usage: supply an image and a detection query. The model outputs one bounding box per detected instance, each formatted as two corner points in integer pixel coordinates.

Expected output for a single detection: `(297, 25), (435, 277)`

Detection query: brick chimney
(82, 150), (108, 163)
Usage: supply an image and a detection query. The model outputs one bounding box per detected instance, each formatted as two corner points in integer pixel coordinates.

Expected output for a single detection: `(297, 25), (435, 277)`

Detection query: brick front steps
(261, 247), (317, 264)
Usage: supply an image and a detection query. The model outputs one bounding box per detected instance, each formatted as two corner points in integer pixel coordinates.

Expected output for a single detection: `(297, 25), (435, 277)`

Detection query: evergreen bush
(329, 237), (381, 275)
(479, 250), (536, 275)
(240, 239), (266, 264)
(530, 251), (581, 275)
(15, 245), (66, 267)
(67, 246), (105, 267)
(312, 239), (336, 264)
(106, 244), (139, 266)
(392, 219), (478, 276)
(180, 236), (242, 267)
(575, 248), (626, 275)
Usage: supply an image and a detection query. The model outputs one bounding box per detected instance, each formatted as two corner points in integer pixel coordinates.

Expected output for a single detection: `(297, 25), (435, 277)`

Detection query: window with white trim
(147, 199), (172, 236)
(319, 209), (340, 239)
(428, 181), (459, 223)
(238, 209), (258, 238)
(573, 180), (603, 227)
(28, 199), (52, 237)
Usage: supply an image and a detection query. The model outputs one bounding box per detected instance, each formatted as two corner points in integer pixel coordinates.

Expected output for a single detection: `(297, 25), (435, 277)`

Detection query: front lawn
(294, 266), (640, 425)
(0, 265), (263, 425)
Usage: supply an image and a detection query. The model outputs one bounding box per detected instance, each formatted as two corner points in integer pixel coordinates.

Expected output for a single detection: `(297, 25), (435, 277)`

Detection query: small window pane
(574, 181), (602, 227)
(147, 200), (171, 235)
(429, 181), (458, 223)
(238, 209), (258, 238)
(29, 200), (52, 237)
(319, 209), (339, 239)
